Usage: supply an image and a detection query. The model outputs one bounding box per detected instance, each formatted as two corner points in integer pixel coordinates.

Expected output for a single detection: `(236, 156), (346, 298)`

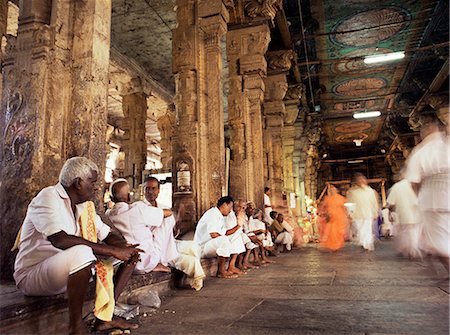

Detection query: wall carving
(266, 50), (296, 71)
(244, 0), (283, 22)
(285, 84), (305, 100)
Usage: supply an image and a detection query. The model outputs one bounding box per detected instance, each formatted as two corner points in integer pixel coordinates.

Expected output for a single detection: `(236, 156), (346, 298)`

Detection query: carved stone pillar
(227, 24), (270, 209)
(157, 108), (175, 170)
(67, 0), (111, 177)
(172, 0), (229, 230)
(263, 73), (288, 211)
(121, 85), (148, 190)
(304, 119), (321, 200)
(0, 0), (111, 280)
(198, 1), (228, 207)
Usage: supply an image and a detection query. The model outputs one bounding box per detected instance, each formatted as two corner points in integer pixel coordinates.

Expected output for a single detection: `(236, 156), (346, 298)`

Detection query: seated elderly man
(194, 196), (244, 278)
(251, 209), (275, 261)
(225, 200), (257, 272)
(13, 157), (142, 334)
(106, 179), (173, 273)
(106, 179), (205, 290)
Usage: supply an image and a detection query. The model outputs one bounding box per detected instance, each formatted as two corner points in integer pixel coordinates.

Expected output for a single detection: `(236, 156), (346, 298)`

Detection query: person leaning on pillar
(12, 157), (143, 334)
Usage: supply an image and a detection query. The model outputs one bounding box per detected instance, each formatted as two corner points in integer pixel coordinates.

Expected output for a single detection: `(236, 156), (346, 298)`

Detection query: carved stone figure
(244, 0), (283, 22)
(267, 50), (296, 71)
(285, 84), (305, 100)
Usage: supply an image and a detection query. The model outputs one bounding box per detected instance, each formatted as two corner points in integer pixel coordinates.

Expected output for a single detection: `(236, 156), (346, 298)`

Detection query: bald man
(106, 180), (172, 273)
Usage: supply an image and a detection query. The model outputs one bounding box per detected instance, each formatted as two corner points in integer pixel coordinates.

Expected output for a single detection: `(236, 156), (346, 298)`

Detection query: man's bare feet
(94, 316), (139, 331)
(216, 271), (238, 279)
(153, 263), (171, 273)
(229, 267), (247, 275)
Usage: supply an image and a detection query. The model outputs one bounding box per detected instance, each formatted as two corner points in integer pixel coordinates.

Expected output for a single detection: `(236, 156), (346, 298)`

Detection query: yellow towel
(79, 201), (115, 321)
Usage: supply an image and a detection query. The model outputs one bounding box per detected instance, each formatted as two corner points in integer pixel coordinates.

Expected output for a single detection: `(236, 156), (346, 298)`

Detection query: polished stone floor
(132, 240), (449, 335)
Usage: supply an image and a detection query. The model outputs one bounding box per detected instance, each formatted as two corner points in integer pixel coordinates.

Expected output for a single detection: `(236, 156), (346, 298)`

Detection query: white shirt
(387, 180), (420, 225)
(264, 194), (272, 208)
(405, 132), (450, 211)
(194, 207), (226, 246)
(14, 183), (111, 284)
(282, 220), (294, 233)
(347, 185), (379, 220)
(252, 218), (266, 232)
(106, 201), (164, 272)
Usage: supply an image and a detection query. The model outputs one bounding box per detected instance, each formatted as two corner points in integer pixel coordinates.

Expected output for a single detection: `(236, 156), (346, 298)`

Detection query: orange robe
(321, 194), (348, 251)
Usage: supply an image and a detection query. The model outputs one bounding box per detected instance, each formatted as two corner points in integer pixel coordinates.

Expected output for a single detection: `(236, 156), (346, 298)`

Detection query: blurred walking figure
(347, 173), (379, 251)
(387, 178), (422, 259)
(405, 110), (449, 274)
(320, 185), (348, 251)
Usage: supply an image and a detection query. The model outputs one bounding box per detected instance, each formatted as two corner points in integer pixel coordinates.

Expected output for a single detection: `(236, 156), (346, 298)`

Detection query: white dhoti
(420, 211), (450, 258)
(152, 215), (180, 266)
(201, 235), (233, 258)
(275, 232), (293, 250)
(16, 245), (96, 296)
(257, 232), (273, 248)
(241, 232), (258, 250)
(354, 218), (374, 251)
(394, 224), (422, 258)
(228, 230), (246, 254)
(174, 240), (206, 291)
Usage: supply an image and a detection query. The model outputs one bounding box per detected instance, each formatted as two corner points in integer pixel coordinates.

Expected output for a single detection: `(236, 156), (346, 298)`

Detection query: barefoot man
(194, 196), (243, 278)
(13, 157), (143, 334)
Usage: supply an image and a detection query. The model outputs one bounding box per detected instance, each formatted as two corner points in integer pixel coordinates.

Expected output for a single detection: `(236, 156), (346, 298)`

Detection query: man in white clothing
(194, 196), (243, 278)
(225, 200), (253, 273)
(405, 111), (449, 273)
(263, 187), (273, 224)
(106, 179), (173, 273)
(107, 179), (206, 290)
(346, 173), (379, 251)
(387, 178), (422, 258)
(13, 157), (142, 334)
(143, 176), (180, 268)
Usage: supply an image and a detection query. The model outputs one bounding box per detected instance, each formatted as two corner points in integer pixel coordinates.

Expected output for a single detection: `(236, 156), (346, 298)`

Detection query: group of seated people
(12, 157), (295, 334)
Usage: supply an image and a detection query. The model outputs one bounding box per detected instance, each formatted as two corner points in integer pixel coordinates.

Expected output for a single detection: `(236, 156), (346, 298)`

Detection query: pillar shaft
(172, 0), (228, 228)
(227, 24), (270, 209)
(122, 91), (148, 189)
(0, 0), (111, 280)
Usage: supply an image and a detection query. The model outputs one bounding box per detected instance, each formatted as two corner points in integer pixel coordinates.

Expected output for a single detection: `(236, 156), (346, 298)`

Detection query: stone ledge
(0, 258), (218, 333)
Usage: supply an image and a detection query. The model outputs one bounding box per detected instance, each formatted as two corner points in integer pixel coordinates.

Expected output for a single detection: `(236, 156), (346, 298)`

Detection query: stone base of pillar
(173, 193), (197, 235)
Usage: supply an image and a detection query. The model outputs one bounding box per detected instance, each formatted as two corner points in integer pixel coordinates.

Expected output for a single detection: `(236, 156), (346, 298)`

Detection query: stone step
(0, 258), (218, 334)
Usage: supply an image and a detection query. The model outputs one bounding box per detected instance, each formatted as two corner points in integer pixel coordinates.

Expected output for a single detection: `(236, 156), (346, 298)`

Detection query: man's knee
(66, 245), (96, 274)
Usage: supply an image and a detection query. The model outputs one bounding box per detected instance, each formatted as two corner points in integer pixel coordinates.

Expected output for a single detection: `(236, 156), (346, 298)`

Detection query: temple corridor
(133, 241), (449, 335)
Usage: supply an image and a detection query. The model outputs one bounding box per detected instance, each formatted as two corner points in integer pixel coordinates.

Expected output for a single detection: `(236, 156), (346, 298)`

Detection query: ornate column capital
(266, 49), (296, 72)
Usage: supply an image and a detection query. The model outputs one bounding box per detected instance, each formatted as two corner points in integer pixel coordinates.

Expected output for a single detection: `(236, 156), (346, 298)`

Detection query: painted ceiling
(284, 0), (448, 157)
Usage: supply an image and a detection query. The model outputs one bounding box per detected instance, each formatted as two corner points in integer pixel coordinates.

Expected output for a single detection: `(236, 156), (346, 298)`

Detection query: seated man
(13, 157), (142, 334)
(225, 200), (257, 272)
(251, 209), (275, 260)
(194, 196), (244, 278)
(107, 179), (205, 290)
(271, 212), (293, 252)
(106, 179), (173, 273)
(143, 176), (180, 266)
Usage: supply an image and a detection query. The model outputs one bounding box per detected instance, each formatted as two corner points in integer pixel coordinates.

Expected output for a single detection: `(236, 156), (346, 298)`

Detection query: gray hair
(59, 157), (100, 187)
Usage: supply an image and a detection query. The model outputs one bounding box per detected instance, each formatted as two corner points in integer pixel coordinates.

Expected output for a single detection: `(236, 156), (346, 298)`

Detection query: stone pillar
(157, 108), (176, 170)
(198, 1), (228, 206)
(0, 0), (111, 280)
(172, 0), (229, 229)
(227, 24), (270, 209)
(304, 119), (321, 200)
(67, 0), (112, 180)
(263, 73), (287, 212)
(121, 81), (148, 190)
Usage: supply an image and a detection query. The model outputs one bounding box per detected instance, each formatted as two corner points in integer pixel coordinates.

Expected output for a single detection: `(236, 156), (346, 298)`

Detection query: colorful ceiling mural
(306, 0), (436, 150)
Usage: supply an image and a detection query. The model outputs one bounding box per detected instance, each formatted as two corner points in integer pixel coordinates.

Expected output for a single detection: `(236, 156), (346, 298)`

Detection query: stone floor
(131, 240), (449, 335)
